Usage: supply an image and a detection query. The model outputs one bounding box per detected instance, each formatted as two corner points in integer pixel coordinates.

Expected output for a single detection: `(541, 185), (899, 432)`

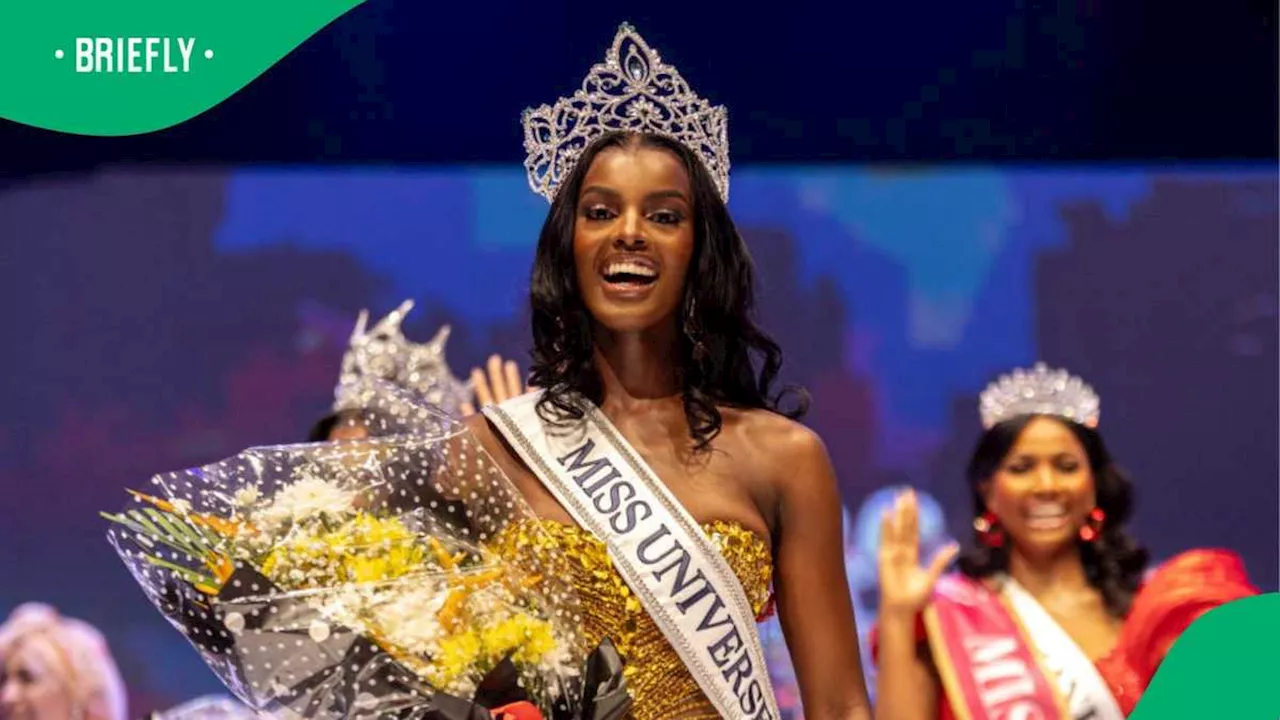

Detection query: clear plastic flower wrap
(105, 380), (631, 720)
(146, 695), (265, 719)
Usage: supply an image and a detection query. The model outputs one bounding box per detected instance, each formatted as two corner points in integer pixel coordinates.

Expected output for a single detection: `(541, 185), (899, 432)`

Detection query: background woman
(0, 603), (127, 720)
(874, 363), (1257, 720)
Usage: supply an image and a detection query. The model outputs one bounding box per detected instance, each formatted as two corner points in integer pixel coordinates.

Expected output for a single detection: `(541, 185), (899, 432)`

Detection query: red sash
(923, 575), (1070, 720)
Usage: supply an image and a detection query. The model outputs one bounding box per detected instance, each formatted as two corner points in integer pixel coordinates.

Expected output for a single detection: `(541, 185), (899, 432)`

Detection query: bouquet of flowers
(105, 381), (630, 720)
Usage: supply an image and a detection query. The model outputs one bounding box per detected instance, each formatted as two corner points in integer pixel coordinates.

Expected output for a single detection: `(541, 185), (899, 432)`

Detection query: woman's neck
(592, 323), (681, 409)
(1006, 544), (1092, 598)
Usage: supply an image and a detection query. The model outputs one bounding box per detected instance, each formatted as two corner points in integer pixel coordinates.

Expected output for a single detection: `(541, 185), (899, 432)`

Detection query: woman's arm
(873, 611), (939, 720)
(771, 425), (872, 720)
(873, 490), (956, 720)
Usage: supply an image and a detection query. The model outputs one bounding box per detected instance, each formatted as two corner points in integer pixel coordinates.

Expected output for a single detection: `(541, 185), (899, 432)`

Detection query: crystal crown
(521, 22), (730, 204)
(978, 362), (1101, 429)
(334, 299), (471, 417)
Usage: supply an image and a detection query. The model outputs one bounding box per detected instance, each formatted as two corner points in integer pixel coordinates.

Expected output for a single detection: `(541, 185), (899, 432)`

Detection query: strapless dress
(491, 519), (774, 720)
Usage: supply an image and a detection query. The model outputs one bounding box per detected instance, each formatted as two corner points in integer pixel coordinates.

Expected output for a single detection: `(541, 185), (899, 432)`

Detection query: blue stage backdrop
(0, 164), (1274, 717)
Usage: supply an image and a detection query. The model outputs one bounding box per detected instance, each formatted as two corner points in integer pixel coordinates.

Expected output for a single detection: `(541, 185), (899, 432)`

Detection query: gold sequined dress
(493, 519), (775, 720)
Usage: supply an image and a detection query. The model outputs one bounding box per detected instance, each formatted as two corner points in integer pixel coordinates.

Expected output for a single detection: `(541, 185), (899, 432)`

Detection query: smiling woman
(473, 126), (873, 718)
(461, 21), (874, 720)
(574, 139), (693, 326)
(525, 130), (795, 454)
(873, 364), (1260, 720)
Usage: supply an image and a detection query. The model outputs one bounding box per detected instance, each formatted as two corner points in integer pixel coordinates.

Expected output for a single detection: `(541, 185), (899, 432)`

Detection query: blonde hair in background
(0, 603), (127, 720)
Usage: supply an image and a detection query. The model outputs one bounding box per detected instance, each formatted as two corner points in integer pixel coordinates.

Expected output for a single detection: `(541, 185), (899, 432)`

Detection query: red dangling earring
(973, 511), (1004, 548)
(1079, 507), (1106, 542)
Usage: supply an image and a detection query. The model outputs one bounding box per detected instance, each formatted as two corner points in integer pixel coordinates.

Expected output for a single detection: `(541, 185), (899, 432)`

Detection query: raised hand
(878, 489), (960, 616)
(459, 354), (531, 416)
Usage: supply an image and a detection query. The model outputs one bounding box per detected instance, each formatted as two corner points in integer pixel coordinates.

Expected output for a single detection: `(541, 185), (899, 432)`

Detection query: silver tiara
(334, 300), (471, 417)
(978, 363), (1101, 429)
(521, 22), (730, 204)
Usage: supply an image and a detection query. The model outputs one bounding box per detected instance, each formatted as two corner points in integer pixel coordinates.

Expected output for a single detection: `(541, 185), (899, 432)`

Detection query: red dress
(1093, 549), (1257, 715)
(872, 549), (1258, 718)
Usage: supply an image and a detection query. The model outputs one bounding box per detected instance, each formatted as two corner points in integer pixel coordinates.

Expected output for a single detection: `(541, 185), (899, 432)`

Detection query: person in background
(306, 298), (530, 442)
(873, 363), (1259, 720)
(458, 353), (530, 417)
(0, 603), (127, 720)
(846, 486), (953, 706)
(758, 488), (956, 718)
(306, 408), (368, 442)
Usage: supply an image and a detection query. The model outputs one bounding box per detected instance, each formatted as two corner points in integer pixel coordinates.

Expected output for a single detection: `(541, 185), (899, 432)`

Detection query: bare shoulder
(733, 407), (826, 455)
(724, 407), (831, 486)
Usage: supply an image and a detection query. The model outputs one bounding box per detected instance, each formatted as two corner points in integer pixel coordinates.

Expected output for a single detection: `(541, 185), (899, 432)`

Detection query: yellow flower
(259, 513), (430, 590)
(342, 542), (425, 583)
(429, 630), (483, 688)
(260, 532), (345, 588)
(336, 515), (426, 583)
(478, 614), (558, 666)
(345, 513), (416, 546)
(343, 555), (392, 584)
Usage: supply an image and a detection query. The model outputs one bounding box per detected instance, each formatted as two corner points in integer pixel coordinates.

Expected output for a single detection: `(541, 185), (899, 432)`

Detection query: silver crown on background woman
(978, 362), (1101, 429)
(334, 299), (472, 417)
(521, 22), (730, 204)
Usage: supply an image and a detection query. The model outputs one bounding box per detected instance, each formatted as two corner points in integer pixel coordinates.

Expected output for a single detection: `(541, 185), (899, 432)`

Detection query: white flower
(448, 677), (478, 698)
(258, 476), (355, 527)
(171, 498), (193, 516)
(311, 587), (367, 631)
(369, 585), (446, 655)
(465, 586), (510, 617)
(232, 485), (262, 509)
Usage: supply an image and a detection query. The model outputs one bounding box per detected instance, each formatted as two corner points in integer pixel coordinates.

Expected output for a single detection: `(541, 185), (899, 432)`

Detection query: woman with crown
(872, 363), (1259, 720)
(461, 22), (872, 720)
(304, 298), (529, 442)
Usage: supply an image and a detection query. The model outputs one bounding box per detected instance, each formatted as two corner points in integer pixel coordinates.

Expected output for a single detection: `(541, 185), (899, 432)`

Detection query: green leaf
(190, 519), (225, 547)
(115, 509), (200, 558)
(143, 508), (205, 557)
(142, 555), (216, 588)
(152, 508), (205, 547)
(129, 508), (169, 540)
(102, 511), (169, 546)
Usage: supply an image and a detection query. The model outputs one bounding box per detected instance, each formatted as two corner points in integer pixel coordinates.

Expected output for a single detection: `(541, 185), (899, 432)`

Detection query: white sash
(998, 577), (1126, 720)
(483, 392), (781, 720)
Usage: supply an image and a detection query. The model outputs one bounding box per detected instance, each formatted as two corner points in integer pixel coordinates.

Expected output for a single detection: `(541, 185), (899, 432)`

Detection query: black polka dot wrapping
(103, 379), (606, 719)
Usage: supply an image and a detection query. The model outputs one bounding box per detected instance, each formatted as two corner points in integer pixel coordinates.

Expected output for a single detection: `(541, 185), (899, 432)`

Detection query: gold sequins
(491, 519), (773, 720)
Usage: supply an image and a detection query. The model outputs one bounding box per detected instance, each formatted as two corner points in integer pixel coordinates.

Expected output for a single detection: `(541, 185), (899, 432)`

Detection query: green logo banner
(0, 0), (366, 136)
(1131, 592), (1279, 718)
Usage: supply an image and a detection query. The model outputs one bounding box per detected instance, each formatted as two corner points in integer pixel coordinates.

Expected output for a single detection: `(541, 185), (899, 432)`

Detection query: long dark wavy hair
(957, 414), (1150, 617)
(527, 131), (807, 450)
